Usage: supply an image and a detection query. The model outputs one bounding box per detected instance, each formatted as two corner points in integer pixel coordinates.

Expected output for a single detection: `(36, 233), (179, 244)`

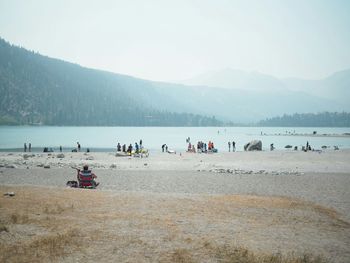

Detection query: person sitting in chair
(77, 165), (99, 188)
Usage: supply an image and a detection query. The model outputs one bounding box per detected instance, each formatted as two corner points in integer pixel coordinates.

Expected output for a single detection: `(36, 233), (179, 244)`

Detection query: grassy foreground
(0, 186), (342, 262)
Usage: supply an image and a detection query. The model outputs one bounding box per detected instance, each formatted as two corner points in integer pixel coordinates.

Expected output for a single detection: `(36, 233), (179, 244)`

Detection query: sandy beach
(1, 150), (350, 262)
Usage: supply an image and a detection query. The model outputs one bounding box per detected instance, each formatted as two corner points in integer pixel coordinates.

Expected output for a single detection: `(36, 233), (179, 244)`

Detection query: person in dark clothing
(60, 146), (62, 152)
(122, 144), (126, 152)
(77, 142), (81, 152)
(127, 144), (133, 154)
(162, 144), (166, 152)
(117, 143), (121, 152)
(28, 143), (31, 152)
(24, 143), (27, 152)
(232, 141), (236, 152)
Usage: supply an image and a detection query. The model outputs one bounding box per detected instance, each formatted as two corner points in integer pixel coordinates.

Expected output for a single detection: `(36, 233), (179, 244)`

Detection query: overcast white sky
(0, 0), (349, 81)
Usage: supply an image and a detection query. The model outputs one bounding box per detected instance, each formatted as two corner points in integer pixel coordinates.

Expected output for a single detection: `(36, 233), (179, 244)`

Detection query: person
(188, 142), (192, 152)
(232, 141), (236, 152)
(117, 143), (121, 152)
(24, 143), (27, 152)
(77, 165), (99, 188)
(59, 146), (62, 152)
(28, 143), (31, 152)
(228, 141), (231, 152)
(135, 142), (139, 153)
(122, 144), (126, 152)
(139, 139), (143, 147)
(127, 144), (133, 154)
(306, 141), (309, 152)
(165, 145), (168, 152)
(162, 144), (166, 152)
(77, 142), (81, 152)
(270, 143), (275, 151)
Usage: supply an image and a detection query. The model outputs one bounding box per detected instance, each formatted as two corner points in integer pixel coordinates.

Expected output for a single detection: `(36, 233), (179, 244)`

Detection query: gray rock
(43, 165), (50, 169)
(110, 164), (117, 169)
(4, 192), (15, 197)
(86, 156), (94, 160)
(5, 164), (17, 168)
(56, 153), (65, 158)
(37, 164), (44, 167)
(244, 140), (262, 151)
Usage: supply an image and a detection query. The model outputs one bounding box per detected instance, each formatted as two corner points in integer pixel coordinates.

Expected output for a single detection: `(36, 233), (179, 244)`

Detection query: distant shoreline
(261, 133), (350, 138)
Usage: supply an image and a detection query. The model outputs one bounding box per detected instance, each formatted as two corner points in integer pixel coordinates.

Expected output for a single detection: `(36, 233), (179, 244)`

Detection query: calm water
(0, 126), (350, 152)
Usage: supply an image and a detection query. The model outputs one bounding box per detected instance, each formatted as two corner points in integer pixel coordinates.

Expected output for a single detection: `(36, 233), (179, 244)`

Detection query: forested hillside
(0, 38), (221, 126)
(258, 112), (350, 127)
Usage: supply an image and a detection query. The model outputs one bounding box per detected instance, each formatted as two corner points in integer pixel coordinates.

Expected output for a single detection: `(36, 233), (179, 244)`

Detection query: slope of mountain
(1, 37), (349, 126)
(182, 68), (350, 118)
(0, 38), (221, 126)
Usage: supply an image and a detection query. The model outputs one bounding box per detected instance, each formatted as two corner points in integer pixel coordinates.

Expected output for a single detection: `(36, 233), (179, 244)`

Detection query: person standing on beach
(24, 143), (27, 152)
(139, 139), (142, 147)
(60, 146), (62, 152)
(228, 141), (231, 152)
(77, 142), (81, 152)
(162, 144), (166, 152)
(232, 141), (236, 152)
(28, 143), (31, 152)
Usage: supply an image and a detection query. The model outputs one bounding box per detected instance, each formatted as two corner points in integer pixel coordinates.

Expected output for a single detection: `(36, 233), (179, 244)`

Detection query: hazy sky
(0, 0), (349, 81)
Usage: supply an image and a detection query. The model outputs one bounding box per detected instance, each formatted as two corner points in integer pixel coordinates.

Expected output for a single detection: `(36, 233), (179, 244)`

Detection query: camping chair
(78, 170), (96, 188)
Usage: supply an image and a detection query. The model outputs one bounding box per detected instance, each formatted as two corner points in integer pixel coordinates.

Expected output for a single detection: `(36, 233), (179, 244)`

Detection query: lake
(0, 126), (349, 152)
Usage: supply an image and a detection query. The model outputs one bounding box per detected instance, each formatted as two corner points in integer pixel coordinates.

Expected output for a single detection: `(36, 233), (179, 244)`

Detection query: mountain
(181, 68), (350, 121)
(1, 37), (349, 126)
(0, 38), (221, 126)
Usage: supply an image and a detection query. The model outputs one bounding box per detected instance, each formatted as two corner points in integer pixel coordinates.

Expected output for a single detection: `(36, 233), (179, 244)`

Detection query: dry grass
(0, 185), (346, 262)
(0, 230), (80, 263)
(212, 245), (326, 263)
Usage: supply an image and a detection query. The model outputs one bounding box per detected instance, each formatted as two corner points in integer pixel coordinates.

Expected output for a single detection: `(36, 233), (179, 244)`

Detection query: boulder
(56, 153), (65, 158)
(5, 164), (17, 168)
(244, 140), (262, 151)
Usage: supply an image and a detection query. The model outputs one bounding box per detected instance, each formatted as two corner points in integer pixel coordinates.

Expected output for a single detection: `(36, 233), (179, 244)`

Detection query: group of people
(24, 143), (32, 152)
(186, 140), (218, 153)
(117, 140), (143, 155)
(227, 141), (236, 152)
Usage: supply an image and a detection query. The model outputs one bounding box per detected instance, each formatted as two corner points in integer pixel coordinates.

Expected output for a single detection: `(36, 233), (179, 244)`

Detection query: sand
(0, 150), (350, 262)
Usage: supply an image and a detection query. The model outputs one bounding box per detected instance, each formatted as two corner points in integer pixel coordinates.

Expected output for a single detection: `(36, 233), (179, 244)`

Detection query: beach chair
(78, 170), (96, 188)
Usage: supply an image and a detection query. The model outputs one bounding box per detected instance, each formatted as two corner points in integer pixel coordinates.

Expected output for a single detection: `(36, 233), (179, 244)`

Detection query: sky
(0, 0), (349, 82)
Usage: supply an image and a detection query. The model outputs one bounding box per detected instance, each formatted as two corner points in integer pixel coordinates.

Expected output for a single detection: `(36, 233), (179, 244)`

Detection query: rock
(5, 164), (17, 168)
(285, 145), (293, 149)
(43, 165), (50, 169)
(4, 192), (15, 197)
(110, 164), (117, 169)
(244, 140), (262, 151)
(37, 163), (44, 167)
(56, 153), (65, 158)
(86, 156), (94, 160)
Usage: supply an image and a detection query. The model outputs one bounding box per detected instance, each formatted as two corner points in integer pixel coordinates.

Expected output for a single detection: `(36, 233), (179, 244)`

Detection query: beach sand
(0, 150), (350, 262)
